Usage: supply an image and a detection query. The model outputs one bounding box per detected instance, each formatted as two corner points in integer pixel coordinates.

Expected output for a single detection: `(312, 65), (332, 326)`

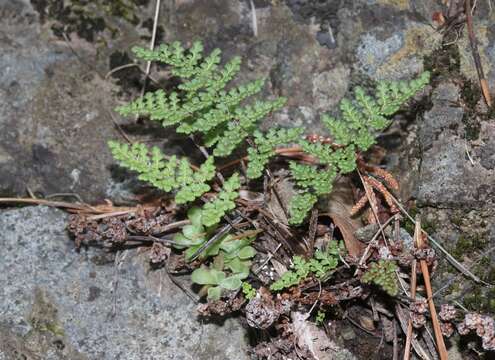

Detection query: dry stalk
(414, 220), (448, 360)
(404, 231), (419, 359)
(465, 0), (492, 107)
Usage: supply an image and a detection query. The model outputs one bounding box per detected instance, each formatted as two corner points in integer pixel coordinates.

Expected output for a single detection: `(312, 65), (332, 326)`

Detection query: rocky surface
(1, 0), (494, 203)
(0, 206), (250, 360)
(416, 81), (495, 208)
(0, 0), (121, 202)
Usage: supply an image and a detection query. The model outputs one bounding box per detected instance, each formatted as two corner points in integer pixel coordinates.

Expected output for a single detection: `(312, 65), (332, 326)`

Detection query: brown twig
(414, 220), (448, 360)
(396, 305), (433, 360)
(0, 197), (111, 213)
(465, 0), (492, 107)
(404, 232), (419, 359)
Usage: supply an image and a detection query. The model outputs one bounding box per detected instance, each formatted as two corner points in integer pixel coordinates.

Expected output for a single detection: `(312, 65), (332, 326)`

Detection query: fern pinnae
(111, 40), (430, 227)
(246, 127), (304, 179)
(108, 141), (215, 204)
(201, 173), (241, 227)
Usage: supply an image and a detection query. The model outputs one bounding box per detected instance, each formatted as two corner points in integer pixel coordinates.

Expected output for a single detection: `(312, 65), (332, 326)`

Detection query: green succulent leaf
(187, 207), (203, 226)
(191, 267), (226, 285)
(219, 276), (242, 290)
(226, 258), (251, 278)
(238, 246), (256, 259)
(207, 286), (222, 301)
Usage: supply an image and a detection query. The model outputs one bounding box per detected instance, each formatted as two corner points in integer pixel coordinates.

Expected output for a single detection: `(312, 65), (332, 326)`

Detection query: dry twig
(414, 220), (448, 360)
(465, 0), (492, 107)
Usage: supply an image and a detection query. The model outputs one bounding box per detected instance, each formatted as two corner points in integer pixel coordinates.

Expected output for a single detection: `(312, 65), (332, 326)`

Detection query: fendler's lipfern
(245, 72), (430, 224)
(115, 41), (286, 159)
(109, 40), (429, 227)
(110, 41), (285, 221)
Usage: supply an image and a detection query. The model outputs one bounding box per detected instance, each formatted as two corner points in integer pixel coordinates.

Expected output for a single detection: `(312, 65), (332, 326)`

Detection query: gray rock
(418, 82), (464, 151)
(416, 81), (495, 209)
(476, 121), (495, 170)
(0, 0), (123, 202)
(0, 206), (249, 360)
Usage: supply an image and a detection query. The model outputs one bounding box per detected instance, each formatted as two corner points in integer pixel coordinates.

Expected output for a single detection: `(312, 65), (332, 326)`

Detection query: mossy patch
(460, 80), (482, 140)
(30, 0), (145, 42)
(402, 204), (437, 236)
(463, 286), (495, 314)
(423, 42), (461, 81)
(451, 234), (488, 260)
(28, 288), (65, 338)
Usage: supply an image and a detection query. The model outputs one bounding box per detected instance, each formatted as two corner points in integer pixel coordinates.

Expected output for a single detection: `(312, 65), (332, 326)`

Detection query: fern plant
(270, 241), (342, 291)
(110, 40), (430, 228)
(361, 259), (399, 296)
(246, 72), (430, 224)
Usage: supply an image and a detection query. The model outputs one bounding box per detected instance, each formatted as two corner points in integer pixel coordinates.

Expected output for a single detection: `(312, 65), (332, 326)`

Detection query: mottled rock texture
(0, 206), (249, 360)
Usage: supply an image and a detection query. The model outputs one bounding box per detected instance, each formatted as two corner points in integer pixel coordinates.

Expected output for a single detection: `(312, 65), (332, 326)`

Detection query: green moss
(101, 0), (139, 25)
(423, 41), (460, 81)
(460, 80), (482, 140)
(451, 234), (488, 260)
(28, 288), (66, 338)
(463, 287), (484, 311)
(31, 0), (143, 42)
(450, 212), (464, 227)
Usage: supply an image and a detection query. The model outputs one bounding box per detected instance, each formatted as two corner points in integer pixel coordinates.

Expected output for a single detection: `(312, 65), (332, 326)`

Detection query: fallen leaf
(326, 178), (365, 257)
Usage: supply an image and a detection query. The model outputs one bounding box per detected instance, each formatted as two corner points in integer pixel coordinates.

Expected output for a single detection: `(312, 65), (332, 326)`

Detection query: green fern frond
(132, 41), (206, 78)
(362, 259), (398, 296)
(270, 241), (341, 291)
(288, 193), (318, 225)
(289, 162), (337, 196)
(377, 72), (430, 115)
(246, 128), (303, 179)
(213, 98), (286, 157)
(112, 40), (429, 228)
(321, 71), (430, 152)
(117, 42), (284, 159)
(201, 173), (241, 227)
(284, 72), (429, 224)
(108, 141), (215, 204)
